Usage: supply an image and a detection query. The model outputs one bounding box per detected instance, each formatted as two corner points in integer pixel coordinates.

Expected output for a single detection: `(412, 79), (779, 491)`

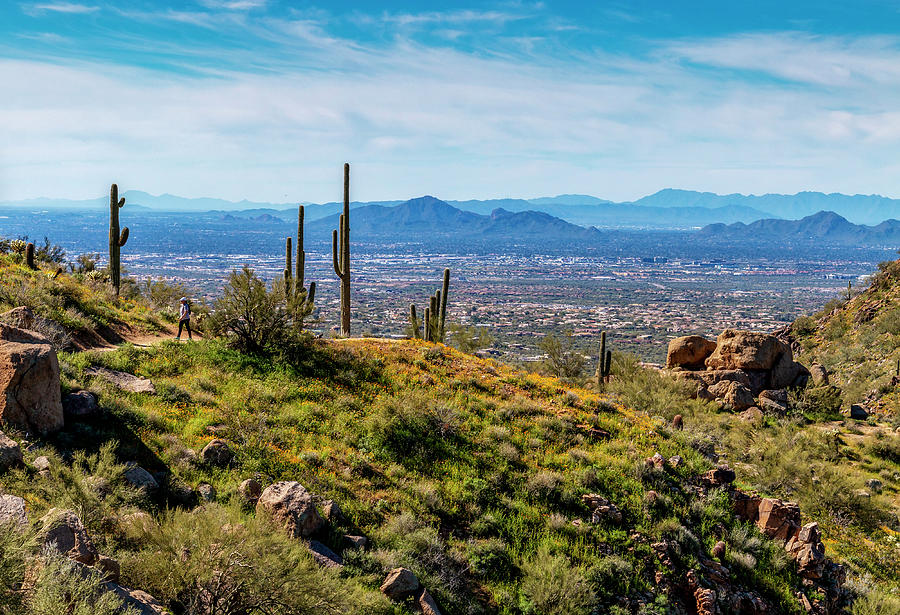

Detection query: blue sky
(3, 1), (900, 203)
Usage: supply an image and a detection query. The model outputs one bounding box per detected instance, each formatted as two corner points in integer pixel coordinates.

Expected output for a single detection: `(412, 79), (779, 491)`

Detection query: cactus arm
(118, 197), (125, 207)
(306, 281), (316, 306)
(409, 304), (420, 339)
(439, 268), (450, 342)
(332, 229), (342, 276)
(119, 227), (129, 246)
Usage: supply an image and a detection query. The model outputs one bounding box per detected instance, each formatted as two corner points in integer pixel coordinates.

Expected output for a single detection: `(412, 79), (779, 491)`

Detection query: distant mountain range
(5, 188), (900, 228)
(700, 211), (900, 245)
(306, 196), (602, 242)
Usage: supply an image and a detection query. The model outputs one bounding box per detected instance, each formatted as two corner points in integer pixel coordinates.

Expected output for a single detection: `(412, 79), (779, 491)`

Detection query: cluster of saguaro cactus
(108, 183), (129, 296)
(409, 268), (451, 343)
(332, 163), (351, 337)
(284, 205), (316, 327)
(596, 331), (612, 387)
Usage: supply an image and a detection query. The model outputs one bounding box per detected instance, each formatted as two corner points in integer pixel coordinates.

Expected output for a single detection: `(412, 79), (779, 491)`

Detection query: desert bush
(364, 392), (462, 465)
(448, 323), (495, 354)
(519, 548), (595, 615)
(539, 332), (586, 379)
(0, 523), (32, 610)
(852, 590), (900, 615)
(27, 550), (136, 615)
(789, 385), (843, 422)
(121, 505), (389, 615)
(467, 538), (515, 580)
(587, 554), (633, 598)
(208, 266), (290, 353)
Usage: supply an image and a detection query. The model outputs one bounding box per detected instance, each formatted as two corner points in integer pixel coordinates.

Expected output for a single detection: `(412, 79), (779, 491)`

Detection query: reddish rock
(712, 540), (726, 559)
(0, 324), (64, 433)
(757, 498), (801, 542)
(38, 509), (98, 565)
(380, 567), (419, 599)
(671, 414), (683, 430)
(416, 587), (442, 615)
(706, 329), (788, 370)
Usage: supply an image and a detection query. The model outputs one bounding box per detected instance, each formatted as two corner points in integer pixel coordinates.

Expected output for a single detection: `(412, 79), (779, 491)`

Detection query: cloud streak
(3, 7), (900, 203)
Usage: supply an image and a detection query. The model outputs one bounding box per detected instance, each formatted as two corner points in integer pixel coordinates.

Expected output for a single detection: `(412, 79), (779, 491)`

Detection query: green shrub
(120, 505), (389, 614)
(28, 551), (136, 615)
(467, 538), (515, 580)
(789, 385), (843, 422)
(587, 555), (633, 598)
(852, 590), (900, 615)
(0, 523), (32, 610)
(365, 392), (461, 465)
(519, 548), (595, 615)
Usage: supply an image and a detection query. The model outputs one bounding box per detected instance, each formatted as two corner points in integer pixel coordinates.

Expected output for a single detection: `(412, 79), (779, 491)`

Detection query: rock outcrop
(0, 324), (64, 433)
(380, 567), (419, 599)
(38, 509), (99, 565)
(86, 366), (156, 394)
(0, 493), (27, 525)
(668, 328), (810, 412)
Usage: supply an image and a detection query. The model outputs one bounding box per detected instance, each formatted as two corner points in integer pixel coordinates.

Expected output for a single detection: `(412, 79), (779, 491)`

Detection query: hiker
(175, 297), (192, 340)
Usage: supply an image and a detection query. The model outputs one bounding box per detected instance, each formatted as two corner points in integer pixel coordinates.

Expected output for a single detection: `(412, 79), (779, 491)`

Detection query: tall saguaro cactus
(284, 205), (316, 328)
(108, 183), (129, 295)
(332, 163), (351, 337)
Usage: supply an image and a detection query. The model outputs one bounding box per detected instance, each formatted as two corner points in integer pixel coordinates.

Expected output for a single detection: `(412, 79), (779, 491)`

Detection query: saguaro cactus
(408, 268), (452, 343)
(25, 243), (36, 270)
(284, 205), (316, 328)
(409, 304), (421, 339)
(108, 183), (129, 295)
(332, 163), (351, 337)
(596, 331), (612, 387)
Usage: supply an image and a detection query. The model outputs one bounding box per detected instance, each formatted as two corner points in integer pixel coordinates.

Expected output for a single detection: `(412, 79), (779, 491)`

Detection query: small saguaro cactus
(409, 304), (421, 339)
(848, 280), (852, 301)
(332, 164), (351, 337)
(108, 183), (129, 295)
(284, 205), (316, 328)
(596, 331), (612, 387)
(408, 268), (452, 343)
(25, 243), (36, 270)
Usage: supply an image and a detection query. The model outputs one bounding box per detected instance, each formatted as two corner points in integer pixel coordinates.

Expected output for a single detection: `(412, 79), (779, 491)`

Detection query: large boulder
(705, 329), (789, 371)
(785, 522), (826, 579)
(256, 481), (324, 539)
(38, 509), (98, 565)
(124, 463), (159, 491)
(757, 389), (789, 415)
(0, 324), (64, 433)
(666, 336), (717, 369)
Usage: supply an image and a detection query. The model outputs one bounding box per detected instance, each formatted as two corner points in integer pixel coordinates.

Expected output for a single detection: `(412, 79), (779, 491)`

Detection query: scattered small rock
(712, 540), (726, 559)
(739, 407), (764, 423)
(809, 364), (829, 386)
(583, 494), (623, 523)
(63, 390), (100, 419)
(344, 535), (368, 550)
(0, 493), (27, 526)
(32, 455), (51, 473)
(380, 567), (419, 600)
(38, 509), (98, 565)
(866, 478), (883, 494)
(0, 431), (23, 470)
(124, 463), (159, 492)
(416, 587), (443, 615)
(197, 483), (216, 502)
(307, 539), (343, 568)
(200, 439), (234, 467)
(848, 404), (869, 420)
(85, 366), (156, 394)
(238, 478), (262, 504)
(96, 554), (121, 584)
(668, 455), (683, 469)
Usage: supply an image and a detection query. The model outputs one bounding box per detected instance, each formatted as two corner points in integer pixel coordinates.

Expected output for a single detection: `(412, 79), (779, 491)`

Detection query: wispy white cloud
(199, 0), (266, 10)
(3, 15), (900, 203)
(24, 2), (99, 15)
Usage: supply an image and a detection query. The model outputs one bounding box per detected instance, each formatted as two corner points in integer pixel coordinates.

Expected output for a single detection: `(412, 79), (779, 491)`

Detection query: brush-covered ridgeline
(0, 247), (899, 615)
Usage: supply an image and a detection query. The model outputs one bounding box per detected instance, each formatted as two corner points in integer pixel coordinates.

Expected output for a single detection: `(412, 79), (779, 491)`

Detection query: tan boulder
(0, 430), (23, 470)
(705, 329), (789, 370)
(709, 380), (754, 411)
(0, 493), (27, 526)
(666, 336), (717, 369)
(809, 364), (829, 386)
(380, 567), (419, 599)
(256, 481), (324, 539)
(0, 324), (64, 433)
